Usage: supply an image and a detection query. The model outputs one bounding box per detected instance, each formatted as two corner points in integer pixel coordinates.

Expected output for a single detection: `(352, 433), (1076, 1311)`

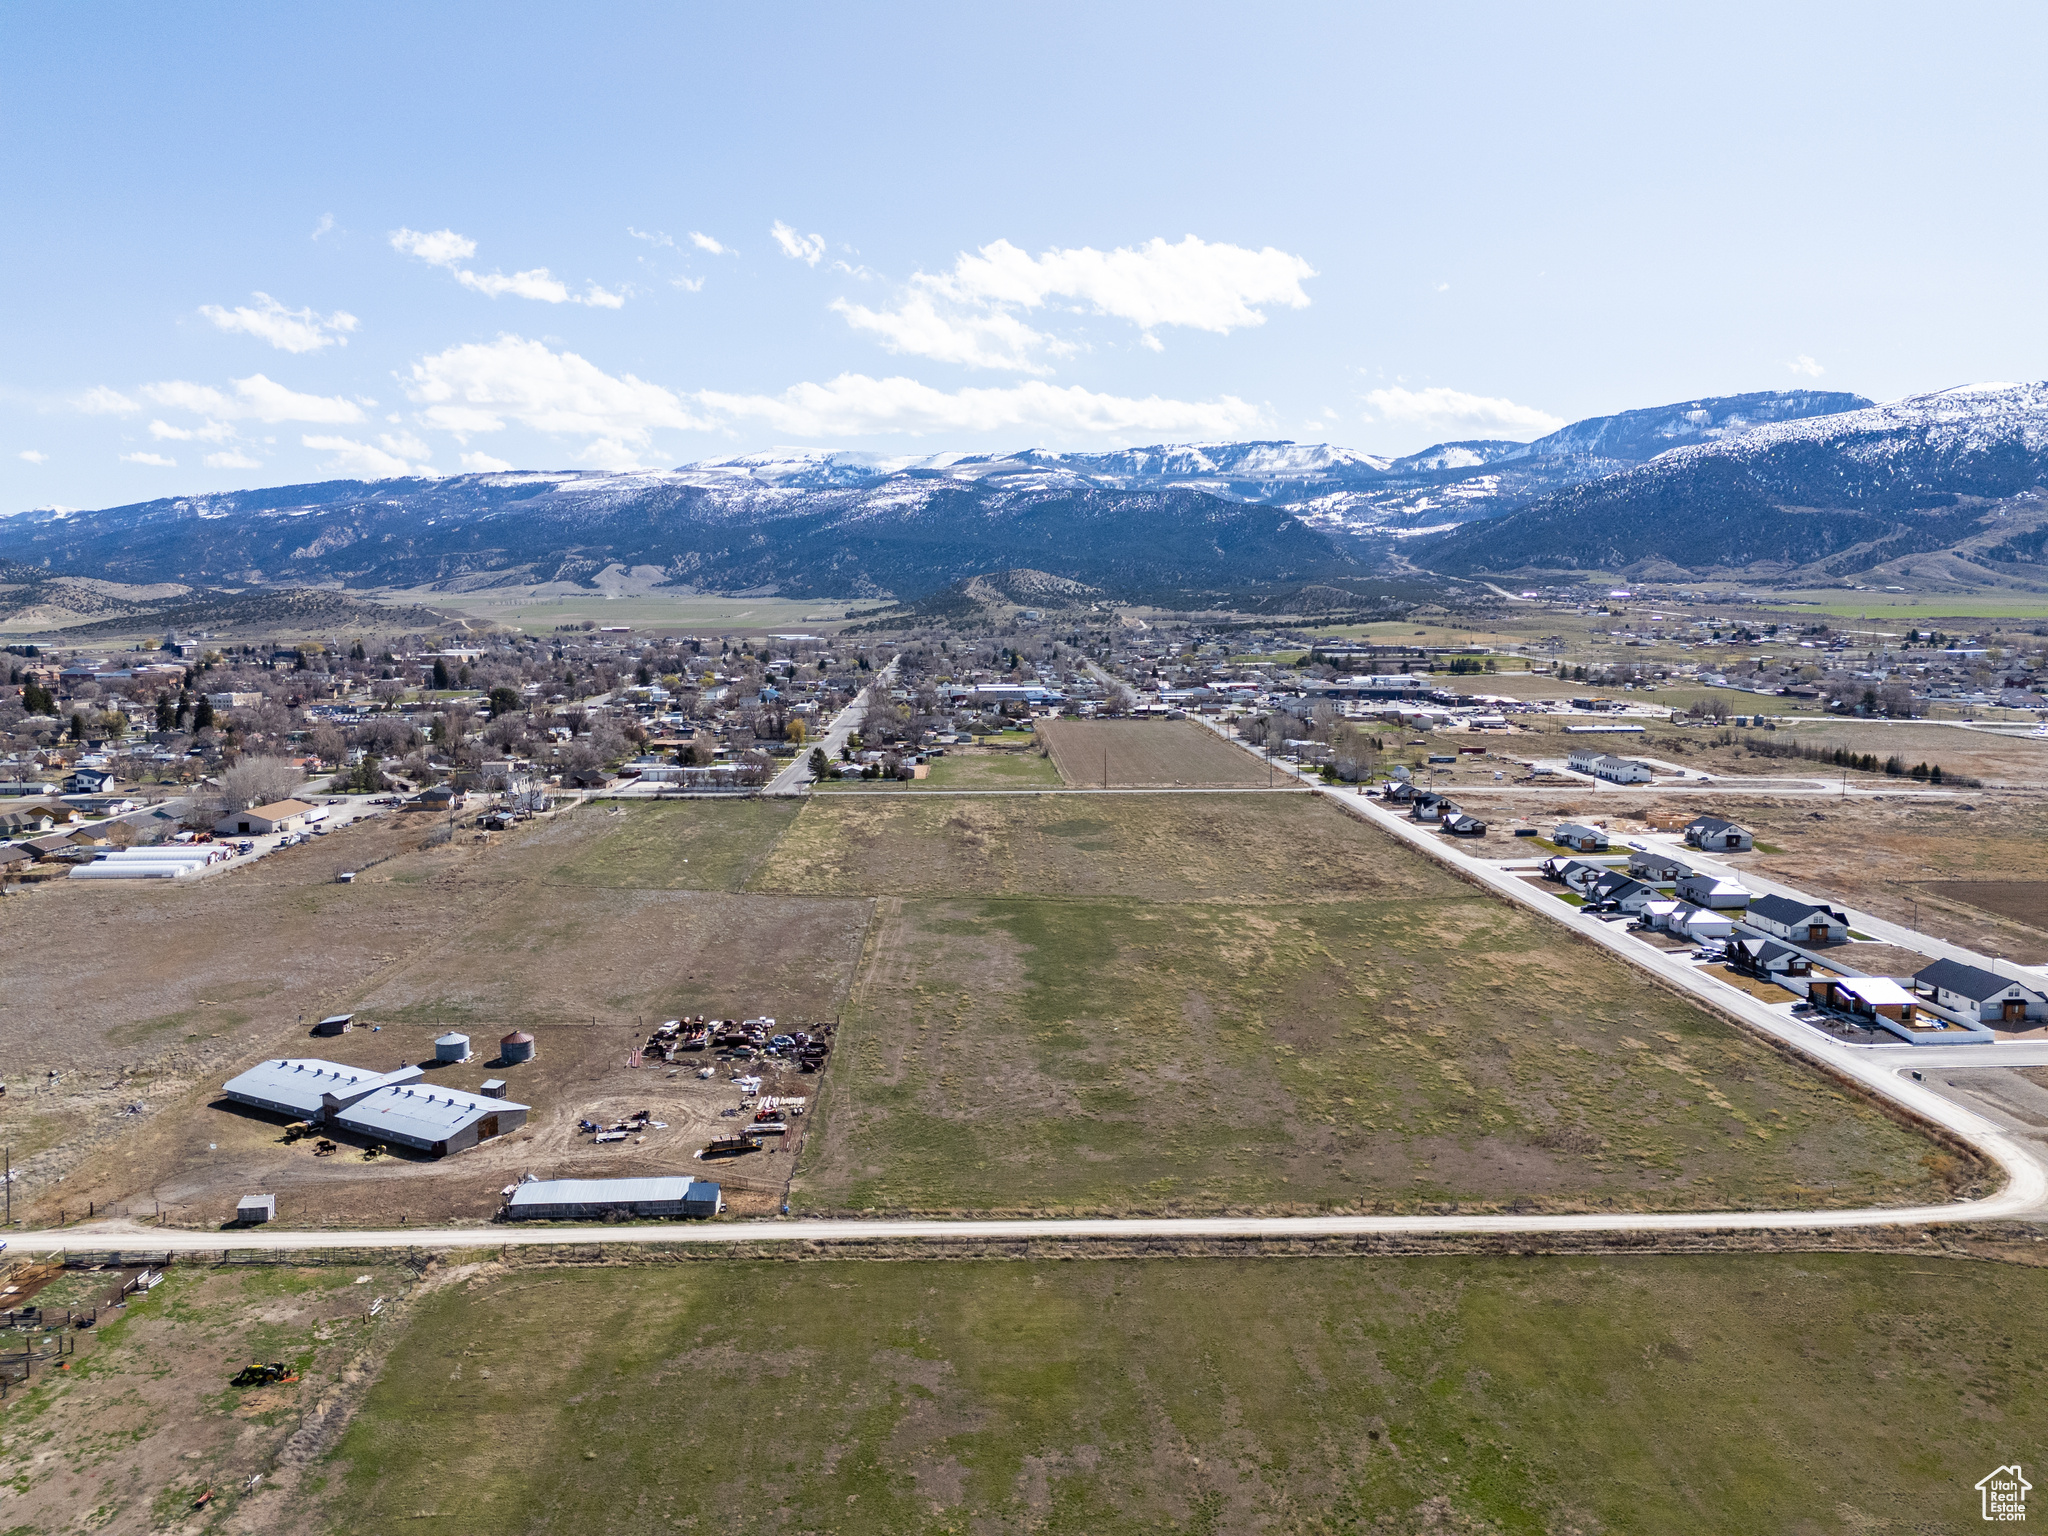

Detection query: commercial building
(214, 798), (319, 837)
(1566, 748), (1655, 784)
(503, 1176), (722, 1221)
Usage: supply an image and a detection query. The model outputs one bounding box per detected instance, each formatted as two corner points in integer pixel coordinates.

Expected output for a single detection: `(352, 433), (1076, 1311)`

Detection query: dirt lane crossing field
(1038, 717), (1274, 787)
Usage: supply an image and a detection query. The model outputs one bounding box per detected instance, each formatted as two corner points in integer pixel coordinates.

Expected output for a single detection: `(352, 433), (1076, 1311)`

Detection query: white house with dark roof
(1683, 815), (1753, 852)
(1914, 959), (2046, 1025)
(1744, 894), (1850, 946)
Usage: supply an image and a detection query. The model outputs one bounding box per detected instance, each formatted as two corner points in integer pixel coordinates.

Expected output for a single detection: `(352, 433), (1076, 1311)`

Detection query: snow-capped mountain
(0, 386), (1920, 601)
(1417, 383), (2048, 581)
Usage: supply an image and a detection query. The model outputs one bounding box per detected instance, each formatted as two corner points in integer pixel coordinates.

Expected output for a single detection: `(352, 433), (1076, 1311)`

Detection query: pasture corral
(1038, 718), (1273, 788)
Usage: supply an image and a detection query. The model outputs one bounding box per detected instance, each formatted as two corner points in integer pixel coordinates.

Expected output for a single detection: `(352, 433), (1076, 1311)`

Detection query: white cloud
(689, 231), (725, 255)
(78, 386), (139, 415)
(831, 294), (1072, 374)
(204, 449), (262, 469)
(401, 335), (713, 469)
(672, 276), (706, 293)
(1787, 354), (1826, 377)
(311, 213), (335, 240)
(391, 226), (623, 307)
(200, 292), (360, 353)
(460, 451), (515, 473)
(121, 451), (176, 467)
(390, 227), (477, 266)
(628, 227), (674, 248)
(148, 418), (236, 442)
(302, 433), (434, 478)
(694, 373), (1264, 440)
(143, 373), (365, 425)
(925, 235), (1314, 333)
(1362, 386), (1564, 440)
(17, 450), (47, 464)
(770, 221), (826, 266)
(834, 234), (1314, 373)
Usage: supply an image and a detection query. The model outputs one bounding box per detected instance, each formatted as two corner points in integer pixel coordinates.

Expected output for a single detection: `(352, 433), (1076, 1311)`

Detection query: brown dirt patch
(1038, 718), (1272, 787)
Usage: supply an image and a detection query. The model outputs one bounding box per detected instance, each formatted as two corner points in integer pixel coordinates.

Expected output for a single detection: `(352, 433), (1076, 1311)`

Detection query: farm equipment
(281, 1121), (314, 1143)
(703, 1136), (763, 1158)
(231, 1361), (301, 1387)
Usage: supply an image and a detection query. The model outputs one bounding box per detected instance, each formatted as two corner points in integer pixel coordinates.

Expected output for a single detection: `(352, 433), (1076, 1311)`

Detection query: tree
(432, 657), (451, 690)
(220, 755), (305, 811)
(155, 693), (175, 732)
(808, 746), (830, 778)
(787, 717), (808, 746)
(21, 679), (55, 715)
(68, 712), (85, 740)
(193, 697), (216, 731)
(488, 685), (524, 719)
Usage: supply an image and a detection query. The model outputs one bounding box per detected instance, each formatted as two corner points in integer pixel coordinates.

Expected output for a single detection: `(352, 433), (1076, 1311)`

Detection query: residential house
(1645, 901), (1735, 940)
(1676, 871), (1751, 910)
(1808, 975), (1920, 1028)
(1441, 811), (1487, 837)
(1744, 894), (1850, 946)
(1541, 857), (1610, 893)
(1684, 815), (1754, 852)
(0, 807), (57, 838)
(1585, 872), (1659, 913)
(63, 768), (114, 794)
(1409, 791), (1454, 824)
(1728, 937), (1812, 981)
(1913, 959), (2046, 1025)
(1627, 849), (1693, 883)
(1552, 821), (1608, 851)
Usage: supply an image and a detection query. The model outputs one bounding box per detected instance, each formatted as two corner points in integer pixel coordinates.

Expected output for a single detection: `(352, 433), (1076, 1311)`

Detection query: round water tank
(434, 1032), (471, 1063)
(501, 1030), (536, 1064)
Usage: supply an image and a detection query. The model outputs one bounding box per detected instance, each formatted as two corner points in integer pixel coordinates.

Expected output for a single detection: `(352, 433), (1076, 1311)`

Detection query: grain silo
(500, 1030), (536, 1064)
(434, 1032), (472, 1064)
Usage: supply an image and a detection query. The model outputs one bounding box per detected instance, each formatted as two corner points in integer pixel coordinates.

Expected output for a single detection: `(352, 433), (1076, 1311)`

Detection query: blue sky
(6, 1), (2047, 511)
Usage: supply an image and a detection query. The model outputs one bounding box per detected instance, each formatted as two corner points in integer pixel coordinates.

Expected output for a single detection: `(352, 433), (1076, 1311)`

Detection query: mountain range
(5, 383), (2046, 620)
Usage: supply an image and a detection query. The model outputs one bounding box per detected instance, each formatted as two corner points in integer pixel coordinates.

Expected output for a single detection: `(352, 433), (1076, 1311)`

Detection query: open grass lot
(1039, 717), (1272, 787)
(752, 792), (1430, 902)
(0, 1257), (419, 1536)
(315, 1252), (2048, 1536)
(1627, 718), (2048, 787)
(794, 884), (1957, 1215)
(398, 586), (888, 634)
(1759, 590), (2048, 620)
(820, 744), (1064, 792)
(540, 797), (801, 888)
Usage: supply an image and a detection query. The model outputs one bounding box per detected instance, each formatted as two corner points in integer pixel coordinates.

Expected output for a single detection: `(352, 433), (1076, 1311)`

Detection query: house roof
(1749, 893), (1846, 927)
(1687, 815), (1743, 833)
(1834, 976), (1917, 1009)
(1916, 957), (2034, 1002)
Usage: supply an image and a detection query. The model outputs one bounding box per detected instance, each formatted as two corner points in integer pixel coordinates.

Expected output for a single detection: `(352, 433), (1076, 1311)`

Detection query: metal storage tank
(500, 1030), (536, 1064)
(434, 1032), (472, 1064)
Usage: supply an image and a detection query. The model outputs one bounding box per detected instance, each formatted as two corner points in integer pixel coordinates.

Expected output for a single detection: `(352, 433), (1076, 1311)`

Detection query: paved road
(765, 658), (898, 794)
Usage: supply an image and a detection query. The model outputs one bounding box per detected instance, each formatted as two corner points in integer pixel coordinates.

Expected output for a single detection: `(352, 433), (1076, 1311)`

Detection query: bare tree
(219, 755), (305, 811)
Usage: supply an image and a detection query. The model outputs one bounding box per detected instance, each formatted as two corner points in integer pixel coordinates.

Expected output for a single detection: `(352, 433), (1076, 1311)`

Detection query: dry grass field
(313, 1252), (2048, 1536)
(789, 795), (1962, 1217)
(818, 742), (1063, 791)
(1631, 719), (2048, 787)
(751, 791), (1432, 901)
(1038, 717), (1273, 787)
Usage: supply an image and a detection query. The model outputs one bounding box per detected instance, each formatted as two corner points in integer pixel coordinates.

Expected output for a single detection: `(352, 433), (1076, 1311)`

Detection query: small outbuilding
(434, 1032), (472, 1064)
(500, 1030), (536, 1064)
(312, 1013), (354, 1037)
(236, 1193), (276, 1225)
(479, 1078), (508, 1099)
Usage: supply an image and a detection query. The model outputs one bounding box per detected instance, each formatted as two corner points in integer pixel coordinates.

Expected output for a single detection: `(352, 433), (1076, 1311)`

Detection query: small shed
(434, 1032), (472, 1064)
(500, 1030), (536, 1064)
(237, 1193), (276, 1225)
(479, 1078), (508, 1099)
(312, 1013), (354, 1037)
